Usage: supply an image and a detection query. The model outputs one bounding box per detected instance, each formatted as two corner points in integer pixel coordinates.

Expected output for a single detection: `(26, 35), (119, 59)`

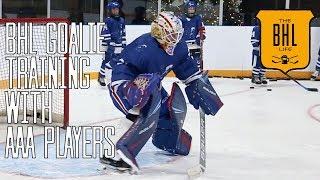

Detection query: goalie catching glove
(185, 73), (223, 115)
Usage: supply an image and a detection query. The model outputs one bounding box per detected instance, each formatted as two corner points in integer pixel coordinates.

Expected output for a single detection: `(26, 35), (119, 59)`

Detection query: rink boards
(81, 25), (320, 80)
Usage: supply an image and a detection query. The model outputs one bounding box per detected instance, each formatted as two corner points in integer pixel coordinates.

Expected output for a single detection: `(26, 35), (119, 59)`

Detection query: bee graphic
(272, 55), (299, 64)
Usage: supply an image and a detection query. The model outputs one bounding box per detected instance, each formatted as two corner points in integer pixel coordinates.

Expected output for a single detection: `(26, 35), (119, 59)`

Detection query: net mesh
(0, 18), (69, 127)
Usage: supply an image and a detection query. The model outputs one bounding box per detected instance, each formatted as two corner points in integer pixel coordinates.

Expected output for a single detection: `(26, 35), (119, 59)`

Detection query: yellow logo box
(257, 10), (313, 73)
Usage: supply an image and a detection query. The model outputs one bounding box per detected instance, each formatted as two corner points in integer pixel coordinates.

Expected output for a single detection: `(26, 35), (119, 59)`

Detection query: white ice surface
(0, 77), (319, 180)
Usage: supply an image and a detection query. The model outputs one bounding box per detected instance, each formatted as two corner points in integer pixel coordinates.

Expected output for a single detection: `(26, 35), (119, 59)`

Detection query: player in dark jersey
(180, 1), (206, 68)
(99, 1), (126, 86)
(251, 23), (267, 85)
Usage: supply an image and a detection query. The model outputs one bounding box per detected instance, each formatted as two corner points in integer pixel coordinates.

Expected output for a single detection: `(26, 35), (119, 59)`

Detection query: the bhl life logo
(273, 19), (297, 51)
(257, 10), (313, 72)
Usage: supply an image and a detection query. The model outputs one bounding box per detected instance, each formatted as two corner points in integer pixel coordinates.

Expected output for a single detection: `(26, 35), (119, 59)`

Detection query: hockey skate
(99, 155), (132, 172)
(251, 75), (262, 85)
(99, 117), (135, 173)
(260, 76), (268, 85)
(99, 129), (141, 175)
(311, 71), (319, 81)
(98, 77), (106, 86)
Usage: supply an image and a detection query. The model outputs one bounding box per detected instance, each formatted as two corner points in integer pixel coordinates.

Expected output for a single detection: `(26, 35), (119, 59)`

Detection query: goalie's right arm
(172, 52), (223, 116)
(185, 74), (223, 116)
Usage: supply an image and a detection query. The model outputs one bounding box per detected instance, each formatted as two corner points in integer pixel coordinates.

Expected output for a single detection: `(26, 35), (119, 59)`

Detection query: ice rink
(0, 77), (319, 180)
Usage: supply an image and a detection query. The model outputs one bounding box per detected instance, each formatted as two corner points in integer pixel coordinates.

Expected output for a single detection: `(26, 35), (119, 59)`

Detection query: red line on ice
(307, 104), (320, 123)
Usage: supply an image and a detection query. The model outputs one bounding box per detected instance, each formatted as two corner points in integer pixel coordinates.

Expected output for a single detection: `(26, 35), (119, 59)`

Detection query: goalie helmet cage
(0, 18), (70, 128)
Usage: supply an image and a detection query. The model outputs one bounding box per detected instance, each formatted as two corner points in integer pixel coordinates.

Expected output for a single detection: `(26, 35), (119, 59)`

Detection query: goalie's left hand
(185, 75), (223, 116)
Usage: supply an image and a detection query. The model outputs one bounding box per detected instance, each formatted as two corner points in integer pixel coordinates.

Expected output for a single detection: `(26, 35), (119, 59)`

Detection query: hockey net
(0, 18), (70, 128)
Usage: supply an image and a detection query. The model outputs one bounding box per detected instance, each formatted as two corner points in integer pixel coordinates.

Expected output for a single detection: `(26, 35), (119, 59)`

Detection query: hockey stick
(280, 70), (318, 92)
(187, 29), (206, 179)
(187, 107), (206, 179)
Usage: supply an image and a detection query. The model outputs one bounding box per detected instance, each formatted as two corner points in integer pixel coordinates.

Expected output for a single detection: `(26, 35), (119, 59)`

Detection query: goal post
(0, 18), (70, 128)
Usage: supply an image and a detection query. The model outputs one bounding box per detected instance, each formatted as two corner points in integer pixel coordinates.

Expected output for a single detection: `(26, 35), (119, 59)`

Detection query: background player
(311, 46), (320, 80)
(251, 20), (267, 85)
(98, 1), (126, 86)
(100, 12), (223, 173)
(180, 1), (206, 68)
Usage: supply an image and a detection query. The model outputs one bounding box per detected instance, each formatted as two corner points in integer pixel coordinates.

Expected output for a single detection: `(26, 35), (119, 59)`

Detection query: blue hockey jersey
(111, 33), (200, 83)
(251, 26), (260, 52)
(180, 14), (205, 45)
(101, 16), (126, 53)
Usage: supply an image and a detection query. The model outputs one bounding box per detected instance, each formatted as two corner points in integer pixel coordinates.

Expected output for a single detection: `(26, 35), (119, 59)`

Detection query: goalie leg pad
(116, 88), (162, 170)
(103, 118), (133, 161)
(152, 83), (192, 156)
(175, 129), (192, 155)
(152, 125), (192, 156)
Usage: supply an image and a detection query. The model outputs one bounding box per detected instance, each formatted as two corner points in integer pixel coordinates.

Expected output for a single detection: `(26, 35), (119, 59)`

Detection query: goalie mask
(151, 11), (184, 55)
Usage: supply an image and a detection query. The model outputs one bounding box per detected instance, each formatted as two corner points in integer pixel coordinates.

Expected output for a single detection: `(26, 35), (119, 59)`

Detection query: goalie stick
(187, 107), (206, 179)
(187, 29), (207, 179)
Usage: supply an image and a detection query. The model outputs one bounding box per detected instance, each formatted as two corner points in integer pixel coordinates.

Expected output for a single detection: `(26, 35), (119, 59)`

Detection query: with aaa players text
(3, 20), (115, 159)
(5, 126), (116, 159)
